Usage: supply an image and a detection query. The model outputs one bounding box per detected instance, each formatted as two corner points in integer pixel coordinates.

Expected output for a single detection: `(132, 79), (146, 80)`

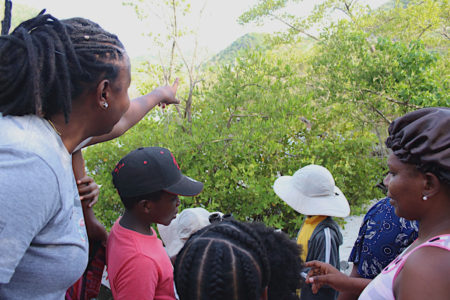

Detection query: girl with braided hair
(0, 11), (178, 299)
(174, 219), (271, 300)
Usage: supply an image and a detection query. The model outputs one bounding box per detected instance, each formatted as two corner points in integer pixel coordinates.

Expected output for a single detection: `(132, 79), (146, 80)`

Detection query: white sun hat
(157, 207), (211, 257)
(273, 164), (350, 218)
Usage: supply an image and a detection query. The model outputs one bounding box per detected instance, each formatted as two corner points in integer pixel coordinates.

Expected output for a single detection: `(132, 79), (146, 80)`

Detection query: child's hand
(77, 176), (100, 207)
(154, 78), (180, 109)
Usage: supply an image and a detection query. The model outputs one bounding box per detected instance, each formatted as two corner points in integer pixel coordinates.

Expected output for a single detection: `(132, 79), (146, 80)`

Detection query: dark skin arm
(72, 150), (108, 245)
(305, 261), (371, 295)
(85, 79), (179, 147)
(336, 264), (369, 300)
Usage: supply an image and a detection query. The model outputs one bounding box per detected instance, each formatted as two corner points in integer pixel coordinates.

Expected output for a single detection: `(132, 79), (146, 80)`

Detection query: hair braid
(174, 238), (202, 299)
(174, 220), (271, 300)
(1, 0), (12, 35)
(236, 250), (261, 300)
(0, 12), (126, 122)
(207, 243), (226, 299)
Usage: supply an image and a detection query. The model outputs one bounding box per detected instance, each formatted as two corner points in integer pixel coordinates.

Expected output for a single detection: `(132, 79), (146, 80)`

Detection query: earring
(103, 102), (109, 108)
(422, 195), (428, 201)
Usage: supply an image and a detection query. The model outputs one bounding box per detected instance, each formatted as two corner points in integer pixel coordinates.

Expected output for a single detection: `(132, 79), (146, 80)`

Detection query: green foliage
(81, 0), (448, 238)
(310, 24), (448, 128)
(85, 48), (384, 236)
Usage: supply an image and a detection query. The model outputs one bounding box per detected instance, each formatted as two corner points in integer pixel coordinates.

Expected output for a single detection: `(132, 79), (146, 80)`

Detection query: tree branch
(268, 13), (319, 41)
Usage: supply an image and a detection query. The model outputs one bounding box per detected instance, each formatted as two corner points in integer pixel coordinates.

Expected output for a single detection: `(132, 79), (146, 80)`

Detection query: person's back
(273, 164), (350, 300)
(0, 115), (88, 299)
(106, 147), (203, 300)
(174, 220), (271, 300)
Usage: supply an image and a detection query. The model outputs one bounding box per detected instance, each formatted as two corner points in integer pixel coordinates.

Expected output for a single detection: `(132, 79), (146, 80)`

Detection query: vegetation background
(4, 0), (448, 236)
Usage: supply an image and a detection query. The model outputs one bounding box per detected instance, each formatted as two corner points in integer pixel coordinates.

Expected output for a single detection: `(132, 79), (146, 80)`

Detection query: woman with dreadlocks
(0, 12), (176, 299)
(174, 219), (271, 300)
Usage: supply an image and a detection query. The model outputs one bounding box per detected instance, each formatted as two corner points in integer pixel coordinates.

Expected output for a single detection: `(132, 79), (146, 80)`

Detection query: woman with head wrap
(304, 107), (450, 300)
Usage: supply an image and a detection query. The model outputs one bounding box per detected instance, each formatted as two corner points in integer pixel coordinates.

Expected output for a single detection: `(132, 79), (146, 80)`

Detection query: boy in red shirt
(107, 147), (203, 300)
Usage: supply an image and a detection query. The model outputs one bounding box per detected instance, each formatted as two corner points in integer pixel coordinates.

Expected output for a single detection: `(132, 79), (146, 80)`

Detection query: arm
(305, 261), (371, 295)
(72, 150), (107, 244)
(395, 246), (450, 300)
(337, 264), (370, 300)
(86, 79), (180, 147)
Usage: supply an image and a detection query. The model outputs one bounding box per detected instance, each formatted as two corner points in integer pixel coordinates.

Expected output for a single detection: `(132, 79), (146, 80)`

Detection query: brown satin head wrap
(385, 107), (450, 185)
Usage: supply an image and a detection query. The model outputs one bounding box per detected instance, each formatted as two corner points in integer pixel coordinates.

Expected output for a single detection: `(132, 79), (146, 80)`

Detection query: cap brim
(164, 175), (204, 196)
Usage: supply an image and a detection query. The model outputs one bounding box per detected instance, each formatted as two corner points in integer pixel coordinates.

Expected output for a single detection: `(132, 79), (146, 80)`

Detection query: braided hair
(0, 10), (126, 122)
(174, 219), (271, 300)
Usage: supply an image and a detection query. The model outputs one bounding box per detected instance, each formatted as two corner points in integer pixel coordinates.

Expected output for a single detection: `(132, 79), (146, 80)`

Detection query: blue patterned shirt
(348, 197), (419, 279)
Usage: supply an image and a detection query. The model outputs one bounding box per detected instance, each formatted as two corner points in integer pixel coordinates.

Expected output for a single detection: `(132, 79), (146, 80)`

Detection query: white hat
(157, 207), (211, 257)
(273, 165), (350, 218)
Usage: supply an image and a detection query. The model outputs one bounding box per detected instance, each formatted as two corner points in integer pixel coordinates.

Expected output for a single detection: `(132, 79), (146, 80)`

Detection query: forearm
(88, 91), (163, 146)
(338, 265), (371, 297)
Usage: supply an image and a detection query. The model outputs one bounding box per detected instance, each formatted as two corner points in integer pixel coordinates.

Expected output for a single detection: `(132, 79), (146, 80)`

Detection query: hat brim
(164, 175), (204, 196)
(157, 218), (185, 257)
(273, 176), (350, 218)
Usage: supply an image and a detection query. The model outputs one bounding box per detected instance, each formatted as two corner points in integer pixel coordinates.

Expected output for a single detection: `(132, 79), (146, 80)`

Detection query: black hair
(248, 222), (304, 300)
(174, 219), (271, 300)
(120, 190), (163, 210)
(0, 10), (126, 122)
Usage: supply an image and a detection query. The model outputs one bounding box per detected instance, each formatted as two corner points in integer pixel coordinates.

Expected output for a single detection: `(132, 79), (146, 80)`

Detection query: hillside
(209, 32), (271, 65)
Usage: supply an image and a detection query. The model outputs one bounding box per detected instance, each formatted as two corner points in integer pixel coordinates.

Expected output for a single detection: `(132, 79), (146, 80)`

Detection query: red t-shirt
(106, 218), (176, 300)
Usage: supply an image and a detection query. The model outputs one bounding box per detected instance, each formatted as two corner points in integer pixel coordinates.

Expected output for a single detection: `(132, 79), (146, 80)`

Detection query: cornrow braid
(0, 11), (126, 122)
(174, 220), (271, 300)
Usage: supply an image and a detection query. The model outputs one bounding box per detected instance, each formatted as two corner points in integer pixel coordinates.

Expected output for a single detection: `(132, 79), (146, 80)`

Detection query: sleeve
(0, 150), (60, 283)
(348, 213), (371, 264)
(112, 255), (160, 300)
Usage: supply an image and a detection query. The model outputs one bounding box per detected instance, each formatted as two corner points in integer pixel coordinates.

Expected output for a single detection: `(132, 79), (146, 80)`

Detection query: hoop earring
(422, 195), (428, 201)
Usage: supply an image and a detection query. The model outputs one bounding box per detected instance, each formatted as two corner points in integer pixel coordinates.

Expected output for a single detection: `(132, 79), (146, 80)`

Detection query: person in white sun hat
(273, 164), (350, 300)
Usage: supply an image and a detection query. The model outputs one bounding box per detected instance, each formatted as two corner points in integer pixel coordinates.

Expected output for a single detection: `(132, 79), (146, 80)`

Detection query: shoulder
(364, 198), (391, 222)
(395, 245), (450, 298)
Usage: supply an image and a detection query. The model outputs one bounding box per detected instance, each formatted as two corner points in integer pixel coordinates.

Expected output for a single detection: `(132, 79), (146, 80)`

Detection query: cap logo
(170, 152), (180, 170)
(114, 162), (125, 173)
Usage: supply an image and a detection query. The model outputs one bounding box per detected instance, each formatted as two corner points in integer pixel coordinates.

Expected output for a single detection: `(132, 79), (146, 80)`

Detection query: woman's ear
(423, 172), (440, 199)
(96, 79), (110, 109)
(260, 286), (268, 300)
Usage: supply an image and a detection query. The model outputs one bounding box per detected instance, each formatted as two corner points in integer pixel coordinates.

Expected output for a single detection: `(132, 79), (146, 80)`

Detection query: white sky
(14, 0), (389, 58)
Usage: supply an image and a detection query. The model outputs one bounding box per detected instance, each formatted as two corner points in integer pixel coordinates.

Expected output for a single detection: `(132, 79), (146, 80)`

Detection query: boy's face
(148, 191), (180, 226)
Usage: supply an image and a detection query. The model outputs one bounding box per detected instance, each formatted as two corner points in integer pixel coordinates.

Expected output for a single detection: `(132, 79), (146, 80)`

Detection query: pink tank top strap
(391, 234), (450, 283)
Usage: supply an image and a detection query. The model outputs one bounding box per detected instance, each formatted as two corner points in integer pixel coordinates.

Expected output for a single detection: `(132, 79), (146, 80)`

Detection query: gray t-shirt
(0, 115), (89, 299)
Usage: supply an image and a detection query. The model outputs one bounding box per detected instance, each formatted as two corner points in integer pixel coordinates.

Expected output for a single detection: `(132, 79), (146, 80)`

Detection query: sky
(14, 0), (389, 58)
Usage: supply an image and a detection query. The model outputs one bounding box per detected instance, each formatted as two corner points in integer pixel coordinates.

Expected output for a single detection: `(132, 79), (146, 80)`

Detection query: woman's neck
(49, 110), (94, 154)
(416, 197), (450, 242)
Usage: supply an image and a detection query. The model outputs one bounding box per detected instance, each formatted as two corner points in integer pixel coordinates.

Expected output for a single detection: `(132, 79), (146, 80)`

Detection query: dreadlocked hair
(248, 222), (304, 300)
(174, 219), (271, 300)
(0, 11), (126, 122)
